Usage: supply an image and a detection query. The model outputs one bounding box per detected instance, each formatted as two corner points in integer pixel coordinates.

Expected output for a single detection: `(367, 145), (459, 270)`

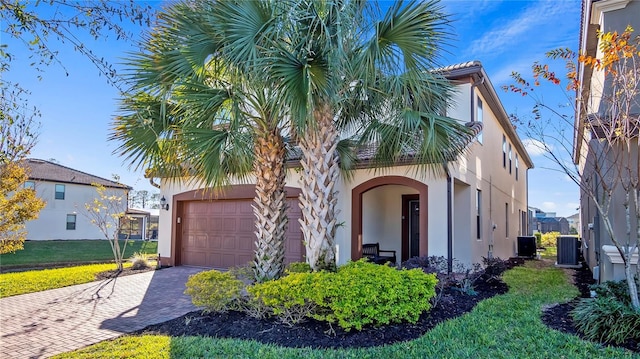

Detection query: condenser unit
(517, 236), (536, 258)
(557, 236), (581, 267)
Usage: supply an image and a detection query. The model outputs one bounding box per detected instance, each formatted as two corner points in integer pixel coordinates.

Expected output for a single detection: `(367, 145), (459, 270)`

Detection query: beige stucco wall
(448, 84), (529, 264)
(579, 0), (640, 279)
(25, 181), (128, 240)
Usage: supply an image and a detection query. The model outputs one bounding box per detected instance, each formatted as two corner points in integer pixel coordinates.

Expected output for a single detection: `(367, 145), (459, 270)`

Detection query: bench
(362, 243), (396, 265)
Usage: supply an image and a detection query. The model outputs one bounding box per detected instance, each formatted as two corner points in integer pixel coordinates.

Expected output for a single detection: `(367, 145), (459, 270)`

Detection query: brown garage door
(181, 199), (304, 268)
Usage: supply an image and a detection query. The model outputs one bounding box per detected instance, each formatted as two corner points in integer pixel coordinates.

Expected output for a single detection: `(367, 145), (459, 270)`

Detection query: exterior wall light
(160, 196), (170, 211)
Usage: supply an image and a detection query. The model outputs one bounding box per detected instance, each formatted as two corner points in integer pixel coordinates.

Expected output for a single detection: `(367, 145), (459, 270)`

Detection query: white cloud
(522, 138), (549, 156)
(467, 1), (576, 59)
(542, 201), (557, 211)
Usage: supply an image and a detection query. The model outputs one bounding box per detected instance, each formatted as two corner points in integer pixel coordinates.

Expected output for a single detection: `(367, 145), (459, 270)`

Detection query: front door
(409, 200), (420, 258)
(401, 194), (420, 261)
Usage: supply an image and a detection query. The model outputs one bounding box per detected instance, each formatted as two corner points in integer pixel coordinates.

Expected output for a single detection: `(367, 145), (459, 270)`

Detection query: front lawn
(0, 240), (157, 268)
(0, 263), (138, 297)
(52, 261), (637, 358)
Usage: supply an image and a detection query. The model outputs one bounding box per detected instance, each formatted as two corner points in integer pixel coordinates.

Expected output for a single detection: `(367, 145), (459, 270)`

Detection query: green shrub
(324, 260), (437, 330)
(250, 260), (438, 331)
(184, 270), (243, 313)
(285, 261), (311, 274)
(248, 272), (319, 326)
(541, 232), (560, 247)
(591, 280), (640, 307)
(571, 296), (640, 344)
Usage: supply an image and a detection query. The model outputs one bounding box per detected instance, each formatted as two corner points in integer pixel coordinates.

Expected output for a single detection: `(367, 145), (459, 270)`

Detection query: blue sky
(4, 0), (581, 217)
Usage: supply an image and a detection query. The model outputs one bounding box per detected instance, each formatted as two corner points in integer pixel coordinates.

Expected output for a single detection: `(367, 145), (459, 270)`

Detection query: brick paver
(0, 266), (204, 359)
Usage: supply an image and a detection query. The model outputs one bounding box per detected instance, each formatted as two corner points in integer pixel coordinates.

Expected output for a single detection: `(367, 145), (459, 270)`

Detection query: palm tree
(114, 0), (475, 275)
(111, 0), (293, 281)
(261, 0), (474, 271)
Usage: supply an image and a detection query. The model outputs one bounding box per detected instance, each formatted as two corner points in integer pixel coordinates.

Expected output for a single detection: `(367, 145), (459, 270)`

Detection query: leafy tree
(82, 184), (129, 271)
(0, 161), (46, 254)
(0, 71), (44, 254)
(1, 0), (153, 87)
(504, 26), (640, 310)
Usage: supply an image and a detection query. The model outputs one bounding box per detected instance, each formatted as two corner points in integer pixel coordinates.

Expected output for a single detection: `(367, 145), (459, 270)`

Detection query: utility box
(557, 236), (581, 267)
(517, 236), (536, 258)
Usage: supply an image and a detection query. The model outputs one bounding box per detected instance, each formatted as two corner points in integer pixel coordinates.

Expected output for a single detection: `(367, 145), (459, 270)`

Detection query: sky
(3, 0), (581, 217)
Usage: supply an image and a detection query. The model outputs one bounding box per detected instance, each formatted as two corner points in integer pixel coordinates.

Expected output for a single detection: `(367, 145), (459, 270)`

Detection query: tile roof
(433, 61), (482, 73)
(24, 158), (131, 189)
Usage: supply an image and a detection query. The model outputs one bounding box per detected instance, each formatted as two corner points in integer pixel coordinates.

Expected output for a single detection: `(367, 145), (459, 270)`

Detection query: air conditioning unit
(517, 236), (536, 258)
(557, 236), (580, 266)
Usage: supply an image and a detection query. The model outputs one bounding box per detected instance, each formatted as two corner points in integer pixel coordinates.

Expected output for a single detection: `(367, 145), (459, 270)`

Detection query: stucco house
(156, 61), (533, 270)
(575, 0), (639, 282)
(23, 159), (131, 240)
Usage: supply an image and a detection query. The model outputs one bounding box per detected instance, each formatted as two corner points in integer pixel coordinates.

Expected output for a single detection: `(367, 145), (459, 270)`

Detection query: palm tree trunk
(298, 104), (340, 271)
(253, 128), (288, 282)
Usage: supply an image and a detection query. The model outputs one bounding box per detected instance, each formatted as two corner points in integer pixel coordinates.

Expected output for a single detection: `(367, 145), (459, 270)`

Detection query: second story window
(24, 181), (35, 190)
(55, 184), (65, 200)
(515, 154), (519, 180)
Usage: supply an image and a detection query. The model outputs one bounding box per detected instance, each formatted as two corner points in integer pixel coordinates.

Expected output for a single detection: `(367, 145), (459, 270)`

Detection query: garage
(177, 195), (304, 269)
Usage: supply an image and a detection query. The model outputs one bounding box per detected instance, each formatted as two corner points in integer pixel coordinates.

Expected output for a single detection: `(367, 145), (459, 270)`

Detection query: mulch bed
(95, 266), (156, 280)
(541, 262), (640, 353)
(131, 258), (638, 352)
(133, 260), (519, 349)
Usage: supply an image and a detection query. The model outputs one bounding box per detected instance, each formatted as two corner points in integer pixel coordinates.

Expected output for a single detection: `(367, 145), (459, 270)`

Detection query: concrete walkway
(0, 266), (204, 359)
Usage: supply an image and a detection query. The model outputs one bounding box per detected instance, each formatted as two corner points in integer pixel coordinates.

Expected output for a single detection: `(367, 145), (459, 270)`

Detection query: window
(505, 203), (509, 238)
(24, 181), (35, 190)
(515, 154), (519, 180)
(509, 144), (512, 174)
(477, 97), (483, 144)
(476, 189), (482, 240)
(502, 135), (507, 168)
(66, 214), (76, 230)
(55, 184), (65, 200)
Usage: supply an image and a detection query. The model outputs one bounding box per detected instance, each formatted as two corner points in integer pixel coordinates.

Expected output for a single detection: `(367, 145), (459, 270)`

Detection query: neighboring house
(23, 159), (131, 240)
(156, 61), (533, 270)
(529, 208), (571, 234)
(576, 0), (639, 282)
(566, 213), (581, 234)
(536, 217), (570, 235)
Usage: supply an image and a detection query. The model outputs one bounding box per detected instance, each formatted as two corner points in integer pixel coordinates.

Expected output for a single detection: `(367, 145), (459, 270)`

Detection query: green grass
(0, 240), (157, 267)
(52, 261), (640, 359)
(0, 262), (139, 297)
(540, 246), (557, 260)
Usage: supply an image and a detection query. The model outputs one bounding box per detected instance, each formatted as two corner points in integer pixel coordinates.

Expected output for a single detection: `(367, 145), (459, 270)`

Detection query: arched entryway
(351, 176), (428, 262)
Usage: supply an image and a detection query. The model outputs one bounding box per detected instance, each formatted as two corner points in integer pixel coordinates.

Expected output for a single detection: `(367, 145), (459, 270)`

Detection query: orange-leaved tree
(504, 26), (640, 310)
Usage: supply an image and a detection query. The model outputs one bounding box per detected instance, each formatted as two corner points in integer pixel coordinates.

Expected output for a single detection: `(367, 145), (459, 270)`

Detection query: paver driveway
(0, 266), (204, 359)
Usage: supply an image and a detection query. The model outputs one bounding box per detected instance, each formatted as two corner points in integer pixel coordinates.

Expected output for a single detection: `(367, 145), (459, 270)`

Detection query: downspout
(444, 163), (453, 273)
